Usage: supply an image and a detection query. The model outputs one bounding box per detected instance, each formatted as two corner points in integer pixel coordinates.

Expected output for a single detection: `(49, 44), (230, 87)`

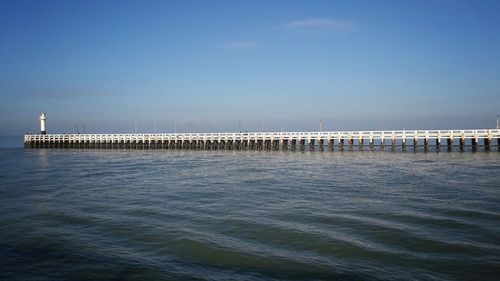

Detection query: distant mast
(40, 112), (47, 135)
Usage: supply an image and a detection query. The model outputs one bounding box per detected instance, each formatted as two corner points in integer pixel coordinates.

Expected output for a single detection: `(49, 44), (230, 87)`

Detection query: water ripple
(0, 148), (499, 280)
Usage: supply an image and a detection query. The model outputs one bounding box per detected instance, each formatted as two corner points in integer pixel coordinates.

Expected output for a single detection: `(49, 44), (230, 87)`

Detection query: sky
(1, 0), (500, 134)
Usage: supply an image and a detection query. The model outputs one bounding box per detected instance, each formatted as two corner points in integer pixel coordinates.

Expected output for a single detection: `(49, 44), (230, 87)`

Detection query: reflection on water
(1, 148), (499, 281)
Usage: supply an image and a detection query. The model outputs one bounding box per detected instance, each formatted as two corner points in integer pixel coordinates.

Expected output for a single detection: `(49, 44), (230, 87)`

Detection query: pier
(24, 129), (500, 151)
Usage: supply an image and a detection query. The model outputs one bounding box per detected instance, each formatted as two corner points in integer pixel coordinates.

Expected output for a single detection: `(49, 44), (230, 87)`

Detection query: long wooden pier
(24, 129), (500, 151)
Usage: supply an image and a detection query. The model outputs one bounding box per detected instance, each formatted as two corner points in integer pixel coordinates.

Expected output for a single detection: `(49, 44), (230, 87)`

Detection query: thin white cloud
(224, 41), (259, 49)
(281, 18), (356, 31)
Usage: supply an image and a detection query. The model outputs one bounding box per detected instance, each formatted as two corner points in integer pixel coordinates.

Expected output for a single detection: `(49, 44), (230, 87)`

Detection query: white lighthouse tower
(40, 112), (47, 135)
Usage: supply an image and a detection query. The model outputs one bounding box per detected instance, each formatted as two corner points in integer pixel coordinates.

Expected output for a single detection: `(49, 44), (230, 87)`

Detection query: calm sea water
(1, 139), (500, 280)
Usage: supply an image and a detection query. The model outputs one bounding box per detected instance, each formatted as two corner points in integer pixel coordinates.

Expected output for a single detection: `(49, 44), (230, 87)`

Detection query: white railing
(24, 129), (500, 143)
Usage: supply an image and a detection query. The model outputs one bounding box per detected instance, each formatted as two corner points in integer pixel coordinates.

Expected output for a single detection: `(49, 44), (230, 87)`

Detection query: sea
(1, 135), (499, 281)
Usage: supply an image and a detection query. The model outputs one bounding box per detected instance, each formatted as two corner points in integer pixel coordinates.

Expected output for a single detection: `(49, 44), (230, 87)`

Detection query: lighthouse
(40, 112), (47, 135)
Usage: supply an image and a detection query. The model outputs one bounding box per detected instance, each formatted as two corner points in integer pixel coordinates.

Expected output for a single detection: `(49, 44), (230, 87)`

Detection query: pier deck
(24, 129), (500, 151)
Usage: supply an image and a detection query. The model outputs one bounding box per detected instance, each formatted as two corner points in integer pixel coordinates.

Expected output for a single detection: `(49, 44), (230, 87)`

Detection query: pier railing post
(424, 131), (429, 151)
(401, 130), (406, 150)
(358, 132), (364, 149)
(472, 131), (478, 151)
(460, 131), (465, 152)
(497, 134), (500, 151)
(484, 130), (492, 151)
(447, 131), (454, 152)
(391, 132), (396, 150)
(436, 131), (441, 151)
(380, 132), (385, 149)
(369, 132), (374, 149)
(413, 130), (418, 150)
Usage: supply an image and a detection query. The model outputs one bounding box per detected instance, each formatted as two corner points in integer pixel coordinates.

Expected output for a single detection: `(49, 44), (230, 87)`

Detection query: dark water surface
(1, 147), (499, 281)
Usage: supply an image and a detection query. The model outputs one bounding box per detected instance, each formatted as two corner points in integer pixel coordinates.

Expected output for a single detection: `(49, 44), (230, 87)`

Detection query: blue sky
(1, 0), (499, 134)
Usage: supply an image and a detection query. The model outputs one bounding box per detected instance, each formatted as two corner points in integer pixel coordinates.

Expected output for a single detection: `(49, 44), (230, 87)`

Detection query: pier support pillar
(265, 140), (271, 150)
(447, 138), (453, 152)
(318, 139), (324, 151)
(282, 139), (288, 150)
(328, 139), (334, 151)
(272, 140), (279, 150)
(484, 138), (491, 151)
(472, 138), (478, 151)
